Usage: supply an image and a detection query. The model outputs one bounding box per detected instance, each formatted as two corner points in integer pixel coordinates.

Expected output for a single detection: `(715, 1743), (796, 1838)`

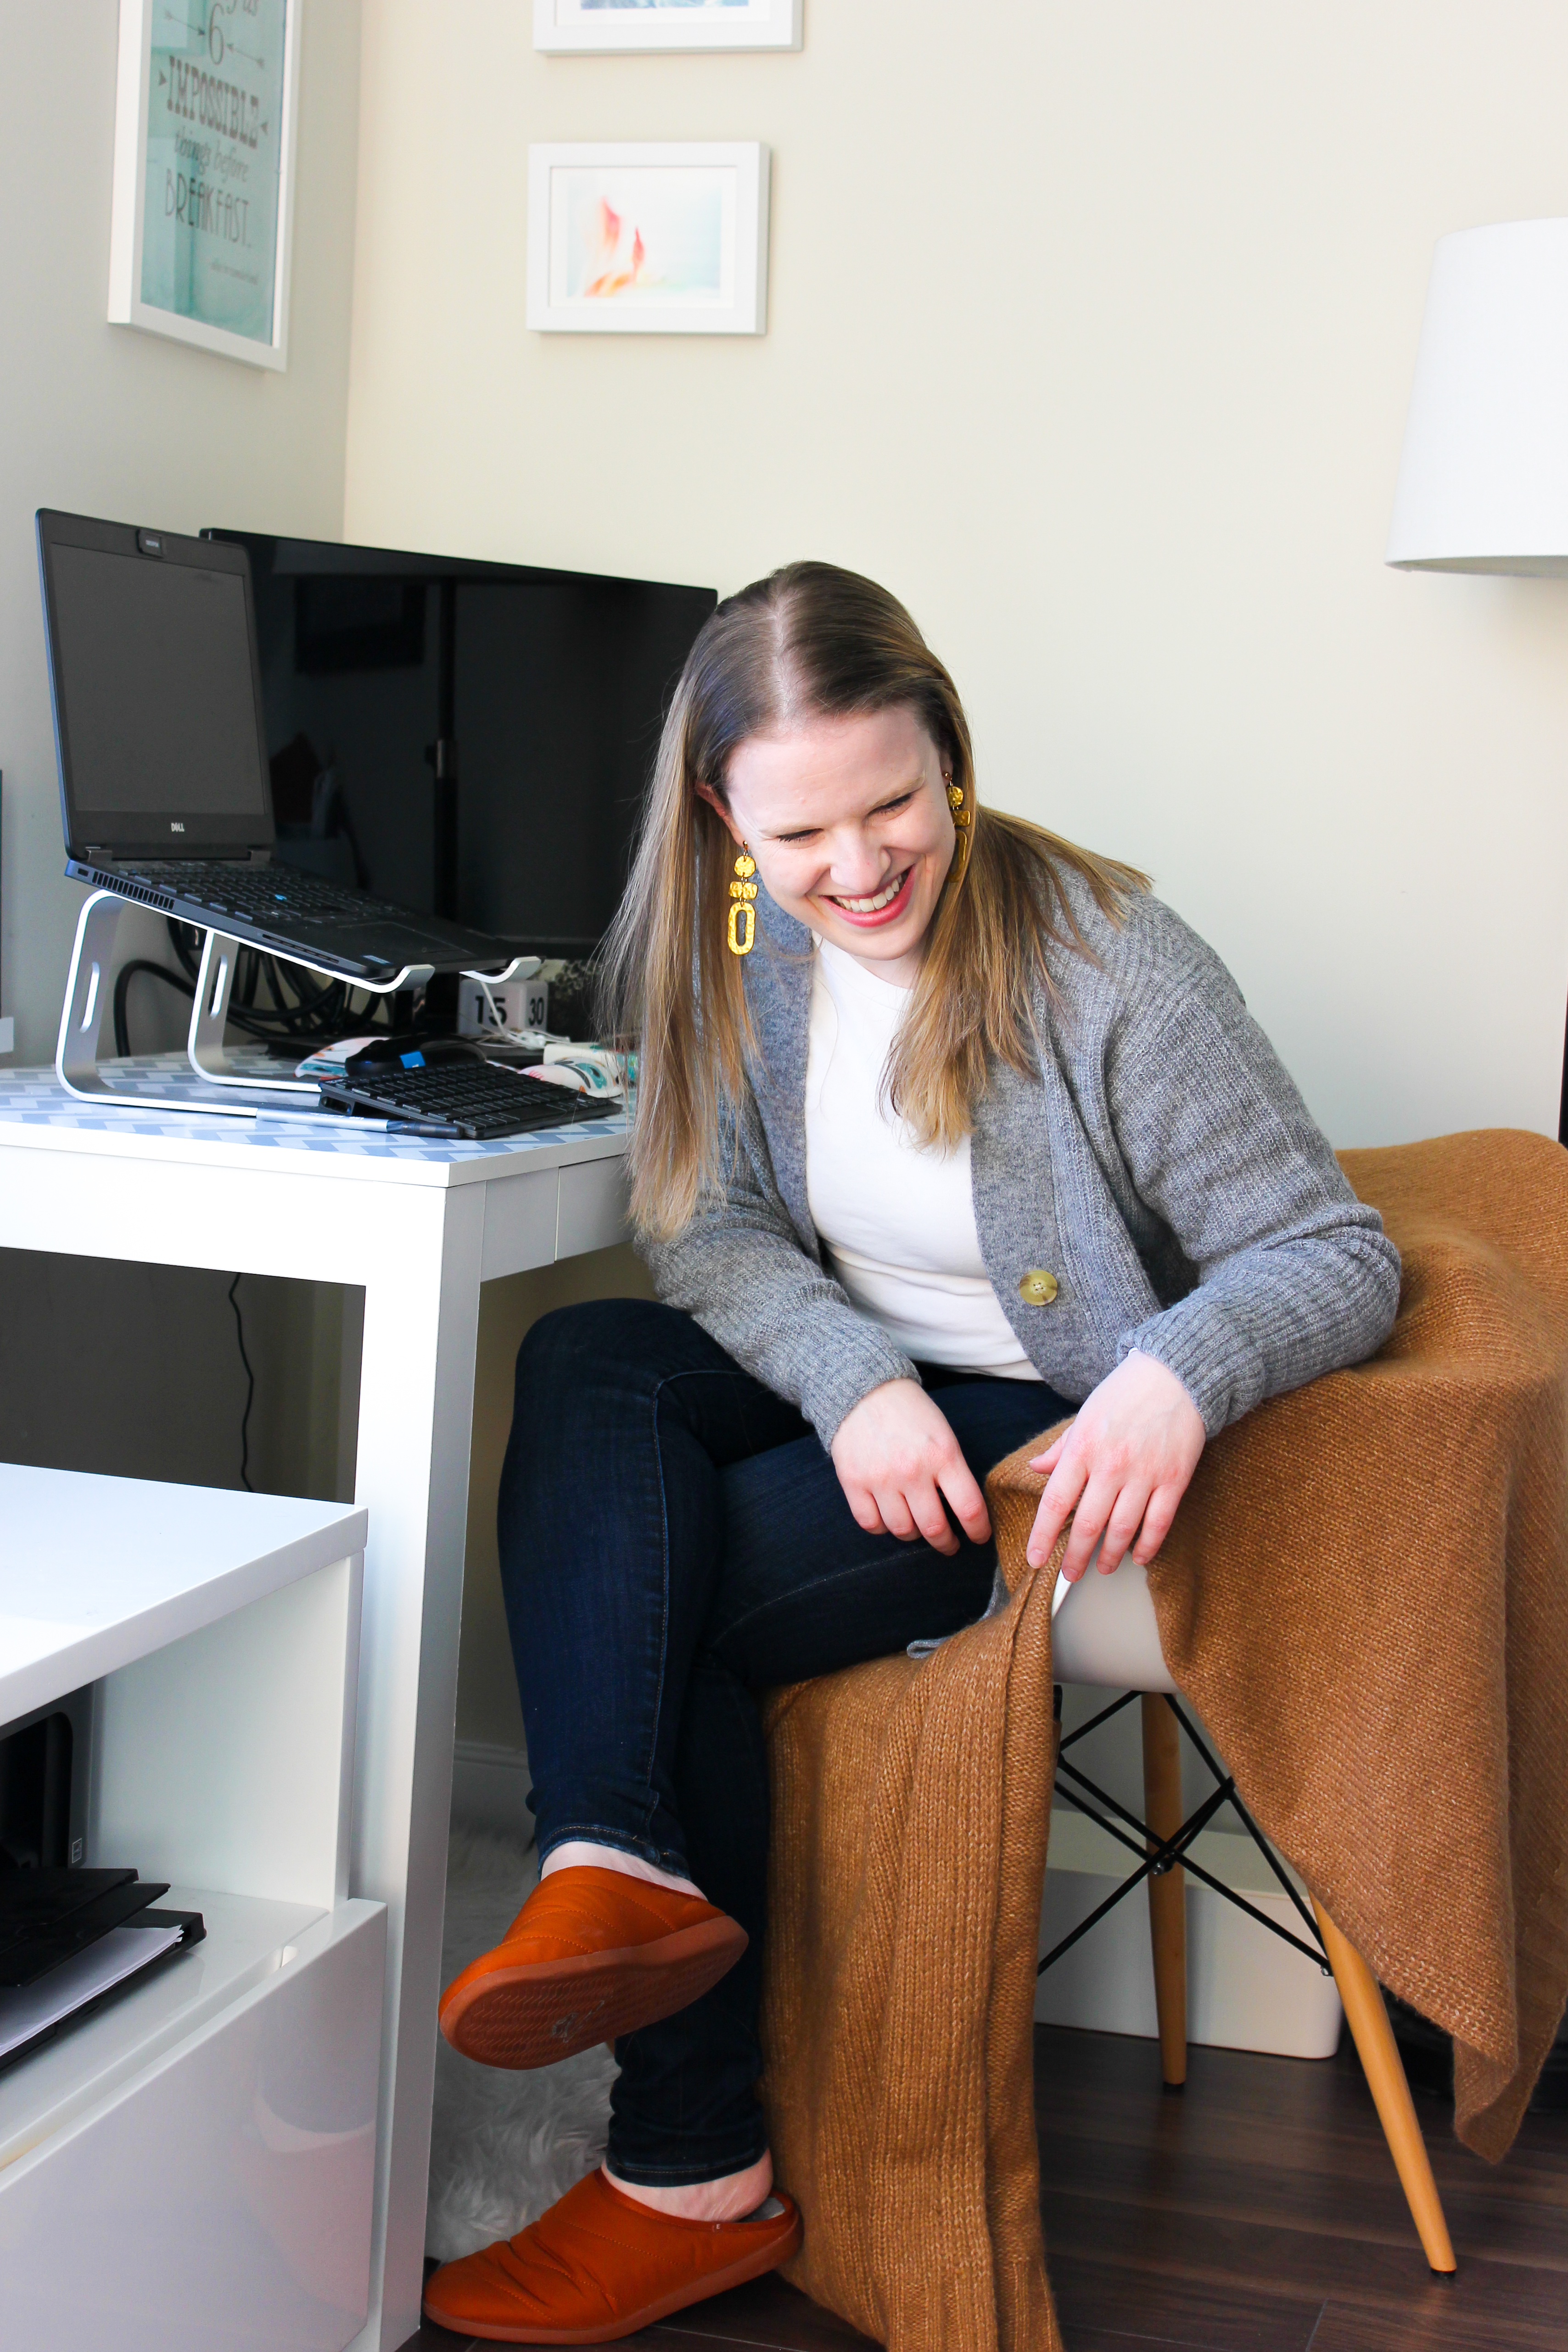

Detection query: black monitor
(205, 530), (716, 957)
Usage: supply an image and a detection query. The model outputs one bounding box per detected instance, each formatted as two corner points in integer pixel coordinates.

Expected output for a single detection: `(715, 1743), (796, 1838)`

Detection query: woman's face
(709, 705), (958, 985)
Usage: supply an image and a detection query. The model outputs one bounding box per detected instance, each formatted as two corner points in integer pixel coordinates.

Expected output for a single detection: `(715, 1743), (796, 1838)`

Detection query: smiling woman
(422, 561), (1402, 2346)
(717, 705), (953, 973)
(610, 563), (1147, 1241)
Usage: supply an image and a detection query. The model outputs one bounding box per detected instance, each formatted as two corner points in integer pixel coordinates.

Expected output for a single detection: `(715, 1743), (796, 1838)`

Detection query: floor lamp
(1386, 216), (1568, 1142)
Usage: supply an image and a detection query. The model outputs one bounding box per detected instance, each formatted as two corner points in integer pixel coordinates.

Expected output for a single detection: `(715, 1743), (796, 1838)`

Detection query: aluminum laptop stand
(57, 890), (530, 1117)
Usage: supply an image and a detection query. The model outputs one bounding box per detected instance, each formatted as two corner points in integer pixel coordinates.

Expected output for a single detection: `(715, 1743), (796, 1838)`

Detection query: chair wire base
(1038, 1688), (1331, 1978)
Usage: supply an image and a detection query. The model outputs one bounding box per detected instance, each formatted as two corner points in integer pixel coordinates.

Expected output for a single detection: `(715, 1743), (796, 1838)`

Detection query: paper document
(0, 1921), (184, 2061)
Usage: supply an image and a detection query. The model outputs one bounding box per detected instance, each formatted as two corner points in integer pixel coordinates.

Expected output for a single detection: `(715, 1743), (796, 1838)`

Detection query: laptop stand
(58, 890), (531, 1118)
(56, 893), (258, 1116)
(185, 926), (419, 1099)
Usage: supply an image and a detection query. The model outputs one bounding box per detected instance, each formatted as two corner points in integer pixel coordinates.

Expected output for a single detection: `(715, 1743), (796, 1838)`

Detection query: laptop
(36, 509), (519, 985)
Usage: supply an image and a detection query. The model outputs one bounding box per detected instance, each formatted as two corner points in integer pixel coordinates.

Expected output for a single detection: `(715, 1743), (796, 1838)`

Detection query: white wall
(345, 0), (1568, 1148)
(0, 0), (364, 1066)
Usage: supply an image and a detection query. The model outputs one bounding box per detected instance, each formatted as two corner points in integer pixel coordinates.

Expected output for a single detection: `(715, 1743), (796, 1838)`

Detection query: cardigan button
(1017, 1268), (1059, 1307)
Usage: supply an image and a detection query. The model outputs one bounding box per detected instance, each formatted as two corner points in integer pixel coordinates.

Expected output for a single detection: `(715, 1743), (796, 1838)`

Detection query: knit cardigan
(644, 871), (1401, 1445)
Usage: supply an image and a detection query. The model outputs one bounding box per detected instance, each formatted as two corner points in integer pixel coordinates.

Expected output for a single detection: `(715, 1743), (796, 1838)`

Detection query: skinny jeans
(496, 1296), (1068, 2186)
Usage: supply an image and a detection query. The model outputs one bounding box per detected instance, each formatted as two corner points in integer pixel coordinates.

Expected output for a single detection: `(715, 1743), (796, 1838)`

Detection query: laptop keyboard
(126, 862), (421, 930)
(320, 1063), (620, 1140)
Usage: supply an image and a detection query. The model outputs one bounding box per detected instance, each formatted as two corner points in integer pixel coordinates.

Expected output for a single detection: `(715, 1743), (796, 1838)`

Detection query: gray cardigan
(644, 874), (1401, 1449)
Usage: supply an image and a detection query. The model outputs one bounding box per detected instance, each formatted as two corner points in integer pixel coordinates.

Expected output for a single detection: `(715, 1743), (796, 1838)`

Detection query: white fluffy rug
(426, 1826), (618, 2262)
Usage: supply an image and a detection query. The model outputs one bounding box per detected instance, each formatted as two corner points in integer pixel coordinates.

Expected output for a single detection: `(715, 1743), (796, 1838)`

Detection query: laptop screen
(40, 514), (271, 853)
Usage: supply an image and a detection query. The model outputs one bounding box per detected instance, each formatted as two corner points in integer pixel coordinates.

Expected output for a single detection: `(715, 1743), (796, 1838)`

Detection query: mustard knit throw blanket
(756, 1130), (1568, 2352)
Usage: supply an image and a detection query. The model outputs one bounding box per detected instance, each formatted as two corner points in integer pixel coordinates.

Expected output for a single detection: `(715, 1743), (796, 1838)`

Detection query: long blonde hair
(600, 562), (1146, 1240)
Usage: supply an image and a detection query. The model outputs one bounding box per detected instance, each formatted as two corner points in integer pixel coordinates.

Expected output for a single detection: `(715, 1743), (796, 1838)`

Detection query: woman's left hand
(1025, 1350), (1205, 1579)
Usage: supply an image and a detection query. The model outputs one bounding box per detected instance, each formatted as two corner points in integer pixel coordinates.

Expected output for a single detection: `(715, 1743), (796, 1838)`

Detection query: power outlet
(458, 975), (549, 1036)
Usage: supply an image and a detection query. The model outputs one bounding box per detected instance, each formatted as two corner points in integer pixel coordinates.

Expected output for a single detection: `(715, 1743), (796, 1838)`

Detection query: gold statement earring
(727, 851), (758, 956)
(946, 774), (972, 863)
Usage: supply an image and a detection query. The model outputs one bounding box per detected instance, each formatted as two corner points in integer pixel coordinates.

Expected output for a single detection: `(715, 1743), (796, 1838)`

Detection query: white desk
(0, 1058), (630, 2352)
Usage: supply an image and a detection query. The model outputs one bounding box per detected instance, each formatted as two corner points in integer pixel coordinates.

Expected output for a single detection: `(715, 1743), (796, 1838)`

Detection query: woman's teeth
(831, 869), (910, 915)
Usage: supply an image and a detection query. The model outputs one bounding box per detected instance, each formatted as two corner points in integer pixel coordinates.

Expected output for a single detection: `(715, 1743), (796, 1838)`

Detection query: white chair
(1045, 1559), (1458, 2277)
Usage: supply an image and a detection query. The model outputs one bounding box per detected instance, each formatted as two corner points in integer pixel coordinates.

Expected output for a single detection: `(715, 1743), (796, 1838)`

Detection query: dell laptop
(37, 509), (519, 985)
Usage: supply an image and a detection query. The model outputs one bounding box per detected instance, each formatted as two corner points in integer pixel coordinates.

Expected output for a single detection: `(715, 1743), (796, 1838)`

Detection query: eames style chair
(1045, 1558), (1458, 2277)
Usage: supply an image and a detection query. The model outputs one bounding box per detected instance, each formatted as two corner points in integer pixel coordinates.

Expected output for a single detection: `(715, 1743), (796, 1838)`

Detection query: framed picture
(107, 0), (302, 371)
(527, 143), (770, 335)
(534, 0), (801, 55)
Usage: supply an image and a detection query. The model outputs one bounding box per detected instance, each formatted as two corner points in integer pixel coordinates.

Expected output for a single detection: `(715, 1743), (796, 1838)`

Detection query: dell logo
(170, 821), (185, 833)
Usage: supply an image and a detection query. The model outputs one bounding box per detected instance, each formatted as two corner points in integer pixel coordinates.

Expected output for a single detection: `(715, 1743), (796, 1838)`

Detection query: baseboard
(451, 1740), (534, 1841)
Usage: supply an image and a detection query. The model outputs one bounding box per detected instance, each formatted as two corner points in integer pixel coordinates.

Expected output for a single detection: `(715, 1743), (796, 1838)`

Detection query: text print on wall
(140, 1), (286, 345)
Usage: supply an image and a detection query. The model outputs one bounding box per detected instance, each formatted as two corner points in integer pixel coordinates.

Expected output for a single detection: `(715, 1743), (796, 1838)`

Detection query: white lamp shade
(1386, 218), (1568, 575)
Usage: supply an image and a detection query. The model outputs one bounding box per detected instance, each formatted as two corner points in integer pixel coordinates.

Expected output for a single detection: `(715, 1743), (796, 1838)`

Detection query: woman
(424, 564), (1400, 2342)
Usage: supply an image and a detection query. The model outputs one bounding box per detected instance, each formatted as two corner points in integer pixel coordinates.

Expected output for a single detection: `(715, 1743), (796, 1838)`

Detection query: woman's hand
(830, 1378), (991, 1557)
(1025, 1350), (1204, 1579)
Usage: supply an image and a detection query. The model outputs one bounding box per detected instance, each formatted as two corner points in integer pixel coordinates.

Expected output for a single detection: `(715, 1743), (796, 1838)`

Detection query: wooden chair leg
(1141, 1694), (1187, 2089)
(1313, 1898), (1457, 2275)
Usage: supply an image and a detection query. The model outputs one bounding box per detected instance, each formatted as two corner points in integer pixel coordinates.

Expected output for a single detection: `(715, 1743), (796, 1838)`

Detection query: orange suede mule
(438, 1865), (748, 2069)
(422, 2168), (802, 2344)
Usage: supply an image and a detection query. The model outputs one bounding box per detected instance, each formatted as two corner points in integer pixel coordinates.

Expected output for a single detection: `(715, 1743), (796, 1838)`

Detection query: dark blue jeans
(496, 1298), (1065, 2186)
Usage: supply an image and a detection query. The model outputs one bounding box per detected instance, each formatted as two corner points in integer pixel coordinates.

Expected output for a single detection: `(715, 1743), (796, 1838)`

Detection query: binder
(0, 1870), (171, 1986)
(0, 1907), (206, 2074)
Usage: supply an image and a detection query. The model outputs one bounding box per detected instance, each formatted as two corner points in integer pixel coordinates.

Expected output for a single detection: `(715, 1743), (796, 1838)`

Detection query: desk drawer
(0, 1900), (385, 2352)
(556, 1154), (629, 1258)
(480, 1166), (560, 1279)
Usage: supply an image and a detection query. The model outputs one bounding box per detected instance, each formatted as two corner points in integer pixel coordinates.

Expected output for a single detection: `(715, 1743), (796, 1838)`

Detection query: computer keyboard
(127, 862), (414, 929)
(319, 1062), (620, 1140)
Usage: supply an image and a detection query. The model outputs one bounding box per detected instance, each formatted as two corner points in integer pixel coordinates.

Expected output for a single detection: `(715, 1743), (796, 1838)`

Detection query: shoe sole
(439, 1914), (748, 2069)
(422, 2206), (801, 2343)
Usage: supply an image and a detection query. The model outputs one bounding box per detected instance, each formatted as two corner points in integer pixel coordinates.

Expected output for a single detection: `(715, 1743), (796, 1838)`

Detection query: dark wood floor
(401, 2022), (1568, 2350)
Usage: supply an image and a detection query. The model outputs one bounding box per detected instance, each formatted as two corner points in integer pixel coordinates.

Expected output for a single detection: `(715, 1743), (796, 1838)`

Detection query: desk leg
(344, 1190), (485, 2352)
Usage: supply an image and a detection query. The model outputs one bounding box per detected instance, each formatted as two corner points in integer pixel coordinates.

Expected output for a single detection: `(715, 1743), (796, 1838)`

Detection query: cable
(226, 1274), (256, 1492)
(115, 942), (361, 1058)
(170, 919), (344, 1036)
(112, 959), (196, 1057)
(165, 919), (395, 1049)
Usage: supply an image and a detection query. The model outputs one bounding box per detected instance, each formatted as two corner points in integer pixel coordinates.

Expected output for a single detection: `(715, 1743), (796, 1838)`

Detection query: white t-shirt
(804, 938), (1042, 1381)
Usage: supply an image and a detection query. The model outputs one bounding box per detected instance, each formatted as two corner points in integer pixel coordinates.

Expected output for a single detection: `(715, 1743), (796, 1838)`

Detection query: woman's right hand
(829, 1378), (991, 1556)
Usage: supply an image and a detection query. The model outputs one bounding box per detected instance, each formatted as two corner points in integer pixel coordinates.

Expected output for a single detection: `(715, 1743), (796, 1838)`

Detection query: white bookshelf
(0, 1465), (385, 2352)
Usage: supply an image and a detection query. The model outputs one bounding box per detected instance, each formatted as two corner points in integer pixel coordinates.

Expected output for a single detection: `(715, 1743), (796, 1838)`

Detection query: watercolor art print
(528, 146), (769, 334)
(563, 167), (728, 306)
(534, 0), (801, 55)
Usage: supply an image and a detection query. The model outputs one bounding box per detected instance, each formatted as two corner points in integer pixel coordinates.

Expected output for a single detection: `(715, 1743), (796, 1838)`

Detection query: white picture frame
(107, 0), (302, 372)
(534, 0), (801, 54)
(527, 143), (770, 335)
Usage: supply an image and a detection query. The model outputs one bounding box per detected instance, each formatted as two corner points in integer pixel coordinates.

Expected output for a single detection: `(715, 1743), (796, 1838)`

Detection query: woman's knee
(513, 1297), (708, 1416)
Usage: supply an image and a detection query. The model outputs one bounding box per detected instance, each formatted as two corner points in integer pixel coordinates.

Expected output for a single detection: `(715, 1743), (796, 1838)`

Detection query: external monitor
(206, 530), (717, 957)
